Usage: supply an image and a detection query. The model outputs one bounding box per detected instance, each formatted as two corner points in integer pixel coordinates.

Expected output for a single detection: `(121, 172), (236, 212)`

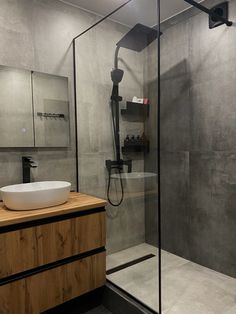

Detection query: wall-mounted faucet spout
(22, 156), (38, 183)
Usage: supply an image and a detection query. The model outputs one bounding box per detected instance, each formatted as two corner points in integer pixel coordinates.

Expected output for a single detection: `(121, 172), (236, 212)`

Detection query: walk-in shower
(106, 23), (158, 206)
(75, 0), (160, 308)
(75, 0), (236, 313)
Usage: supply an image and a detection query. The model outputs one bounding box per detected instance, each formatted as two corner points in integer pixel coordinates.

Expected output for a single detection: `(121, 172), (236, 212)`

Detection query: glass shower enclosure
(74, 0), (236, 313)
(74, 0), (160, 312)
(160, 0), (236, 313)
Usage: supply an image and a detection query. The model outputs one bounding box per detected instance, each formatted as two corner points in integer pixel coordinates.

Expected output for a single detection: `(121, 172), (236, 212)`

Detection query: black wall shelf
(122, 141), (150, 154)
(121, 102), (149, 121)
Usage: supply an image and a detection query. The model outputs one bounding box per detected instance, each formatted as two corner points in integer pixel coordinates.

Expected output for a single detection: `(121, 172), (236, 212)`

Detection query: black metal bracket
(184, 0), (233, 28)
(209, 2), (231, 29)
(105, 159), (132, 173)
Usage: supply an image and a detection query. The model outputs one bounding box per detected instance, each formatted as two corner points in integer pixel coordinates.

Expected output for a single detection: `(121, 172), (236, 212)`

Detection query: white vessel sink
(0, 181), (71, 211)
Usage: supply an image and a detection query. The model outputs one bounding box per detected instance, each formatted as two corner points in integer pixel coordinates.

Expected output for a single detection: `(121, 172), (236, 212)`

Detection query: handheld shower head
(111, 68), (124, 85)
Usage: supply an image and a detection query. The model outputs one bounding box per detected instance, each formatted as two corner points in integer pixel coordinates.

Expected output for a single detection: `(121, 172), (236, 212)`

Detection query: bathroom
(0, 0), (235, 313)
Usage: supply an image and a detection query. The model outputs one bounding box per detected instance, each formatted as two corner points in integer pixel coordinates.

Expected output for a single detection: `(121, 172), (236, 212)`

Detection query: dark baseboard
(42, 287), (105, 314)
(42, 281), (157, 314)
(104, 282), (157, 314)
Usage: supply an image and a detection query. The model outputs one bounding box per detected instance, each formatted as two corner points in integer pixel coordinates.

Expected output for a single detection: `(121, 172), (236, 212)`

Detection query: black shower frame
(72, 0), (162, 313)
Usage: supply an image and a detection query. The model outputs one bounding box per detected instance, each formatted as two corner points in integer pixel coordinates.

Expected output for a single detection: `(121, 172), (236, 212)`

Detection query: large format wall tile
(189, 152), (236, 277)
(190, 77), (236, 151)
(145, 0), (236, 278)
(161, 72), (190, 152)
(0, 0), (93, 189)
(160, 151), (190, 258)
(76, 18), (146, 253)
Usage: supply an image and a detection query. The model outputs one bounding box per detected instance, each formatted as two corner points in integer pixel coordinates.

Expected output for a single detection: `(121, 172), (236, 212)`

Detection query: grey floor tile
(106, 243), (157, 270)
(107, 243), (236, 314)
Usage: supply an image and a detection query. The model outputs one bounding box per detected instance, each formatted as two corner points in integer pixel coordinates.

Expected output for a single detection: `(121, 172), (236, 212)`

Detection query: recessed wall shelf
(121, 102), (149, 121)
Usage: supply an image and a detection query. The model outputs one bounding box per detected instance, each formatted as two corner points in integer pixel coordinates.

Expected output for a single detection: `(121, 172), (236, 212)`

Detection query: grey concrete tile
(190, 78), (236, 151)
(162, 262), (236, 314)
(160, 20), (189, 77)
(107, 243), (157, 270)
(160, 151), (191, 257)
(161, 73), (190, 152)
(0, 0), (85, 190)
(76, 12), (146, 255)
(107, 256), (159, 311)
(106, 196), (145, 254)
(145, 0), (236, 284)
(107, 244), (236, 314)
(160, 19), (190, 152)
(189, 3), (236, 85)
(145, 191), (158, 246)
(189, 152), (236, 277)
(161, 250), (189, 272)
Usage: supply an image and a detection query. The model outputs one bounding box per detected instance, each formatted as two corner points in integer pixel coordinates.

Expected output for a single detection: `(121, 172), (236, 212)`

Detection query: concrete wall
(0, 0), (95, 191)
(145, 0), (236, 278)
(0, 0), (146, 254)
(75, 20), (146, 254)
(0, 66), (34, 147)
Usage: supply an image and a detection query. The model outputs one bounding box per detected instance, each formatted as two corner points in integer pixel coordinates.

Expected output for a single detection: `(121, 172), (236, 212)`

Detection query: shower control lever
(106, 159), (132, 174)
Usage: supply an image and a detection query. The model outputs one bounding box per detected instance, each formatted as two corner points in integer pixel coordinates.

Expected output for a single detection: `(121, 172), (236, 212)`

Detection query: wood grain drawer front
(0, 252), (106, 314)
(0, 212), (105, 279)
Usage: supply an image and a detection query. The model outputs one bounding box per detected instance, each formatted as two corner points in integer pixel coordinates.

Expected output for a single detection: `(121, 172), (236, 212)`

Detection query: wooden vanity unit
(0, 193), (107, 314)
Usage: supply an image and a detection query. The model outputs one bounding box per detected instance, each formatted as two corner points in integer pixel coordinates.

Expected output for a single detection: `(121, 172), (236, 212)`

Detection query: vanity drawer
(0, 211), (105, 279)
(0, 251), (106, 314)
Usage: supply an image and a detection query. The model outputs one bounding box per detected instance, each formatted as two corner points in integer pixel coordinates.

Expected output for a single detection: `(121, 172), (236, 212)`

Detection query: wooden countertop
(0, 192), (107, 228)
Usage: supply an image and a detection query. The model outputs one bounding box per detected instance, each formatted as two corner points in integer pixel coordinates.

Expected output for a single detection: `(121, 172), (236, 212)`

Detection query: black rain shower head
(116, 23), (158, 52)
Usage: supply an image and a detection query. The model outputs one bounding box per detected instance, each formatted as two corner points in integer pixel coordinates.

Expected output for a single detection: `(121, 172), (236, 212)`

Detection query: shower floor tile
(106, 243), (236, 314)
(106, 243), (157, 271)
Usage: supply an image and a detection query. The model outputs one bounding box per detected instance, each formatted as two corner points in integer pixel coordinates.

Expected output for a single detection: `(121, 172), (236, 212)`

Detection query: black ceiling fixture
(184, 0), (233, 29)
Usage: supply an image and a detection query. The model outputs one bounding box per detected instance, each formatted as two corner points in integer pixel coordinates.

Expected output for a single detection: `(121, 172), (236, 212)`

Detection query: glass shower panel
(161, 0), (236, 313)
(75, 0), (160, 312)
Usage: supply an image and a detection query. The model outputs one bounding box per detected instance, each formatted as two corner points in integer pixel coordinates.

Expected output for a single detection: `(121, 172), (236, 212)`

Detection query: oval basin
(0, 181), (71, 211)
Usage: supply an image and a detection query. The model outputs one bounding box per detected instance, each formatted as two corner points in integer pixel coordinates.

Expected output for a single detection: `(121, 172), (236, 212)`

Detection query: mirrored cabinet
(0, 65), (70, 148)
(0, 66), (34, 147)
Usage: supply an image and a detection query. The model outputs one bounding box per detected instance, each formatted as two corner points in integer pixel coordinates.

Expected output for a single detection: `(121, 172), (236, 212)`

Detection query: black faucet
(22, 156), (38, 183)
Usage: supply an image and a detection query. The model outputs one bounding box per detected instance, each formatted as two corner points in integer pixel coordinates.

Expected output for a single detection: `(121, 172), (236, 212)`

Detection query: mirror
(33, 72), (70, 147)
(0, 65), (70, 148)
(0, 66), (34, 147)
